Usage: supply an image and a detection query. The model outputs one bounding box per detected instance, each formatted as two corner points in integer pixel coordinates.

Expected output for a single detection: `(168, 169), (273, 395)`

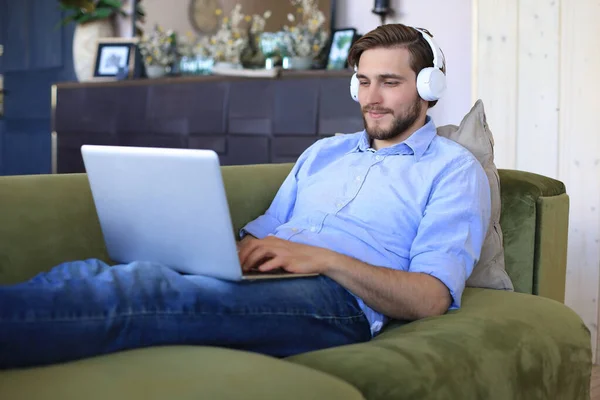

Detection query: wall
(474, 0), (600, 361)
(142, 0), (195, 36)
(141, 0), (472, 126)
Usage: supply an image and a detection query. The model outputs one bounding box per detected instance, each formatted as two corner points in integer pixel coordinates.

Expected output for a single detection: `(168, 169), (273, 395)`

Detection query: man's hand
(236, 234), (257, 251)
(237, 235), (451, 320)
(237, 236), (335, 275)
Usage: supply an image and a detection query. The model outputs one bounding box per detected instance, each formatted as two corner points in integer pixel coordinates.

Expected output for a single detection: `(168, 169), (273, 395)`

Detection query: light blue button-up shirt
(241, 117), (491, 336)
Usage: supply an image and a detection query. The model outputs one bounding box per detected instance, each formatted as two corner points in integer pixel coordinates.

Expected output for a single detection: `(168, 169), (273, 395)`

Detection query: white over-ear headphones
(349, 27), (446, 102)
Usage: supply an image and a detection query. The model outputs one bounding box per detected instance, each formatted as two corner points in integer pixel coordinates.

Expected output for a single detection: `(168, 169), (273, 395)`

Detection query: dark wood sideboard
(51, 70), (363, 174)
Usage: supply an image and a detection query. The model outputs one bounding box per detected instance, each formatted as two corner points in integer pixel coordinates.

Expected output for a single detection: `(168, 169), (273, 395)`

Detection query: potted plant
(58, 0), (145, 81)
(138, 25), (178, 78)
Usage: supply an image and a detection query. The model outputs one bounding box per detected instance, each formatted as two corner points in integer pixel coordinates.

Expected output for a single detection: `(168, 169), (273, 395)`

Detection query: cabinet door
(273, 79), (319, 136)
(228, 80), (273, 135)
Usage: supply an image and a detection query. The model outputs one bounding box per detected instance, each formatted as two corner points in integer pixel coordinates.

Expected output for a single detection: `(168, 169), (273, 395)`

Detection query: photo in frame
(326, 28), (358, 70)
(92, 38), (140, 81)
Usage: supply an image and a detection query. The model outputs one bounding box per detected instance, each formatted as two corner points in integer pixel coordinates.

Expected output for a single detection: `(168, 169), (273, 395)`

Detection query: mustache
(362, 105), (393, 114)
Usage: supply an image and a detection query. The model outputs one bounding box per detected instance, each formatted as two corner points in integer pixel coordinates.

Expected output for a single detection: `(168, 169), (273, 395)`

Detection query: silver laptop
(81, 145), (315, 281)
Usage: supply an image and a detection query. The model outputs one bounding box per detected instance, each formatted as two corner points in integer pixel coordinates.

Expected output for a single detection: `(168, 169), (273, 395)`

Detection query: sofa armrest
(498, 169), (566, 198)
(497, 169), (569, 303)
(288, 288), (591, 400)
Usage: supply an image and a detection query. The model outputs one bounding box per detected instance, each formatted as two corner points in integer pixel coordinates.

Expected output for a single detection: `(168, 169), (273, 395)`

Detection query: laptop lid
(81, 145), (243, 281)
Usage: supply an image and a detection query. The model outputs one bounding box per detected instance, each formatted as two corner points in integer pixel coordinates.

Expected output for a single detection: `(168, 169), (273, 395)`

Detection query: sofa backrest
(0, 173), (110, 284)
(0, 164), (569, 302)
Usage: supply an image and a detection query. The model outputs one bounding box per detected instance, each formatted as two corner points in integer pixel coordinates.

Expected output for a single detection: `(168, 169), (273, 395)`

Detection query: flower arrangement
(199, 5), (271, 66)
(177, 31), (199, 58)
(176, 5), (272, 74)
(207, 5), (248, 65)
(138, 25), (178, 67)
(281, 0), (329, 58)
(242, 10), (273, 66)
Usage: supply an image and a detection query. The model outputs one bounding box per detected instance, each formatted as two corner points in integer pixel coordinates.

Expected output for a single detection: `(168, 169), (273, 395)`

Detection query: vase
(73, 19), (116, 82)
(282, 56), (313, 70)
(145, 65), (167, 79)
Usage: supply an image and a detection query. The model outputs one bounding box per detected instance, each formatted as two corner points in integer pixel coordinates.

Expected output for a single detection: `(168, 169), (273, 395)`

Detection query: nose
(362, 84), (383, 105)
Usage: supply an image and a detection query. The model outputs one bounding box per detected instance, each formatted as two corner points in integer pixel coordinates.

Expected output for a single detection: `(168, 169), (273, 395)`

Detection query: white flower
(288, 13), (295, 22)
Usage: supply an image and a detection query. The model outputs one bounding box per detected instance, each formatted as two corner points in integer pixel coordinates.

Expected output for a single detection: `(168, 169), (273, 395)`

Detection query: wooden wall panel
(475, 0), (600, 362)
(557, 0), (600, 363)
(516, 0), (560, 178)
(473, 0), (518, 170)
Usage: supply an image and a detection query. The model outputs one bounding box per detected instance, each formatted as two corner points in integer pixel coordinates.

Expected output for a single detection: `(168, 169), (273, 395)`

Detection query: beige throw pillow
(436, 100), (514, 291)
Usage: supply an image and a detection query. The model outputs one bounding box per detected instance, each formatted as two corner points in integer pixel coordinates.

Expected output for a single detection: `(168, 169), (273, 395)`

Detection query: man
(0, 23), (490, 369)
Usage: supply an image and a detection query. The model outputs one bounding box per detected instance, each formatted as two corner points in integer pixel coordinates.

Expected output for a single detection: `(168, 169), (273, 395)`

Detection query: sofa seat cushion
(0, 346), (364, 400)
(287, 288), (591, 400)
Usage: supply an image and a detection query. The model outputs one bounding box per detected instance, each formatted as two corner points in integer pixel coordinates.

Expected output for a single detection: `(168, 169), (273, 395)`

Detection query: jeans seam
(0, 310), (367, 324)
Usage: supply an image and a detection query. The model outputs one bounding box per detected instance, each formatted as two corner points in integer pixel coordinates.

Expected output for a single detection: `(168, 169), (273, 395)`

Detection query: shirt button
(355, 176), (361, 181)
(336, 202), (343, 208)
(310, 226), (317, 232)
(291, 228), (298, 232)
(375, 155), (383, 161)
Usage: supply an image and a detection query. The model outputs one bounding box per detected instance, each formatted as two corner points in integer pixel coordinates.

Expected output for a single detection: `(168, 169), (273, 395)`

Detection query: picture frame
(326, 28), (358, 70)
(92, 38), (140, 81)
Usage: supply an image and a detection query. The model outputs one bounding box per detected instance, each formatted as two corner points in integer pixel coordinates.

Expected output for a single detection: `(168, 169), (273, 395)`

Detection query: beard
(362, 95), (423, 141)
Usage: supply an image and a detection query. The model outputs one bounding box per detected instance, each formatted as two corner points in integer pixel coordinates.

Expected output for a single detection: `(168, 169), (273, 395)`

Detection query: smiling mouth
(367, 111), (388, 120)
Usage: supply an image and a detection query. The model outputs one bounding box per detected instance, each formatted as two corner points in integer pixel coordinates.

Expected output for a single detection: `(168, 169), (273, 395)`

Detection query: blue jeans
(0, 259), (371, 369)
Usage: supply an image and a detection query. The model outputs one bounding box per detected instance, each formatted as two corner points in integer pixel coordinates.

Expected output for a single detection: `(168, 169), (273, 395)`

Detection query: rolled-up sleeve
(408, 157), (491, 309)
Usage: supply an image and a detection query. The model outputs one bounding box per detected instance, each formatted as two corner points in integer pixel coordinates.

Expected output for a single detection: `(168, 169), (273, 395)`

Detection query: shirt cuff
(239, 213), (282, 239)
(408, 252), (468, 309)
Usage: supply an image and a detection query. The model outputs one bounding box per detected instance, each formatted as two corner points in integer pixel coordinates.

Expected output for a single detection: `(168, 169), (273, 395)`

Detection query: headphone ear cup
(350, 73), (359, 102)
(416, 67), (447, 101)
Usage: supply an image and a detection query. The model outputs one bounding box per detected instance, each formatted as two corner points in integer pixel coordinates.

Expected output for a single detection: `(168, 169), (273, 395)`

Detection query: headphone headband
(413, 27), (445, 70)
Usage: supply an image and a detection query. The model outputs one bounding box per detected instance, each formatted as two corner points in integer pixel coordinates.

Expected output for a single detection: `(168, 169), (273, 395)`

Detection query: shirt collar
(353, 116), (437, 161)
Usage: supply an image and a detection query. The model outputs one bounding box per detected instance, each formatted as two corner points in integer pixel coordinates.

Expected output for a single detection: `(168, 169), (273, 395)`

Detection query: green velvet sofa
(0, 163), (592, 400)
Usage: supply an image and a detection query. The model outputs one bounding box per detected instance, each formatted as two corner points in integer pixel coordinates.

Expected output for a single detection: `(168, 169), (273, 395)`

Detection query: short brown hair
(347, 24), (445, 108)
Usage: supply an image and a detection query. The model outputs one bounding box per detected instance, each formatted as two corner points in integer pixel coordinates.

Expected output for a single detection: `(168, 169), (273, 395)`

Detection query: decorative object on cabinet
(190, 0), (221, 34)
(326, 28), (357, 70)
(279, 0), (329, 69)
(138, 25), (178, 76)
(92, 37), (140, 81)
(59, 0), (145, 81)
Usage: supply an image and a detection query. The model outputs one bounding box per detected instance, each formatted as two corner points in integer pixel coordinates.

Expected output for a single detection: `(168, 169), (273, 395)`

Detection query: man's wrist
(321, 251), (348, 275)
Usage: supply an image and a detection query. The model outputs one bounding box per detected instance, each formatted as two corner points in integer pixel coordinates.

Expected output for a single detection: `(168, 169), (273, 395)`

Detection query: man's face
(357, 47), (425, 141)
